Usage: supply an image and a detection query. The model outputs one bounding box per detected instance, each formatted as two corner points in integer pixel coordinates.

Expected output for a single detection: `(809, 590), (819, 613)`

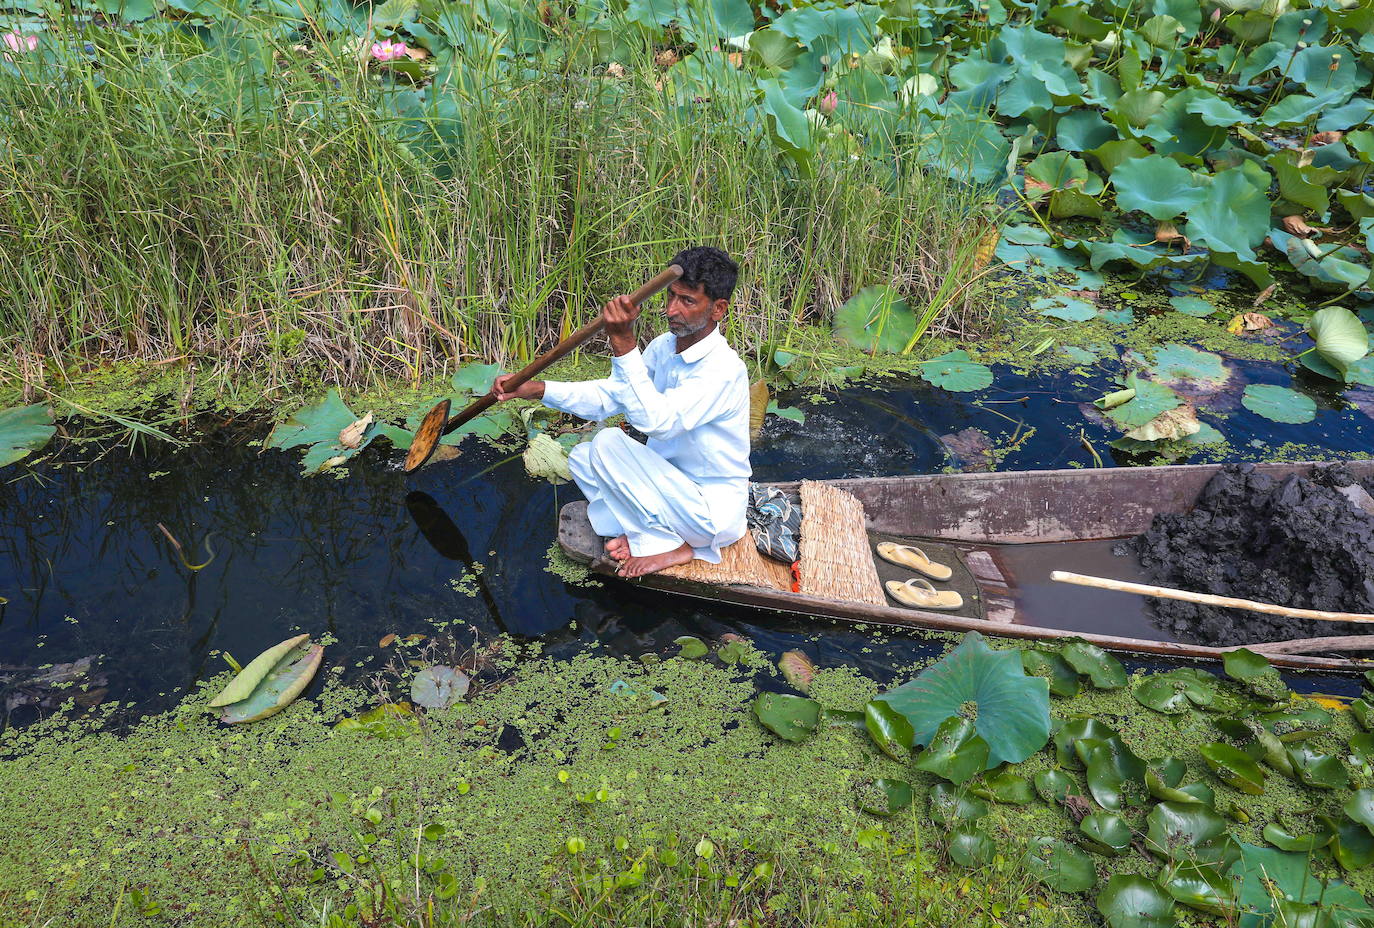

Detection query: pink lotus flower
(370, 39), (408, 62)
(818, 90), (838, 116)
(3, 30), (38, 55)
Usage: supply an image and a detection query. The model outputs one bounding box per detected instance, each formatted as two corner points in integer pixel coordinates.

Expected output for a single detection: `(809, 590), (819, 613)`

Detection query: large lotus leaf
(1229, 843), (1374, 928)
(217, 640), (323, 724)
(753, 693), (821, 742)
(266, 389), (378, 474)
(920, 110), (1013, 186)
(919, 351), (994, 392)
(1058, 109), (1117, 151)
(452, 362), (504, 395)
(1199, 742), (1265, 794)
(1082, 735), (1149, 810)
(1149, 346), (1230, 391)
(1262, 821), (1334, 853)
(856, 778), (914, 817)
(1097, 875), (1178, 928)
(1035, 296), (1098, 322)
(1080, 811), (1132, 856)
(833, 286), (916, 354)
(914, 716), (990, 785)
(1287, 746), (1349, 790)
(1242, 384), (1317, 424)
(1060, 640), (1128, 688)
(1023, 837), (1096, 892)
(1022, 649), (1082, 698)
(1146, 802), (1231, 863)
(1286, 239), (1372, 293)
(1026, 151), (1100, 193)
(929, 782), (990, 826)
(1035, 768), (1075, 803)
(1056, 717), (1119, 768)
(865, 698), (914, 761)
(947, 824), (996, 868)
(0, 404), (56, 468)
(1134, 668), (1217, 714)
(1309, 306), (1369, 376)
(1184, 163), (1272, 264)
(768, 2), (884, 54)
(1162, 862), (1238, 918)
(410, 666), (470, 709)
(1111, 154), (1204, 220)
(210, 634), (310, 707)
(877, 632), (1050, 767)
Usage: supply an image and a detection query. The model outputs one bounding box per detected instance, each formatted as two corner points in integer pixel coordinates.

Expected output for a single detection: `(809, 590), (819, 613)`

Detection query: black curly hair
(669, 246), (739, 302)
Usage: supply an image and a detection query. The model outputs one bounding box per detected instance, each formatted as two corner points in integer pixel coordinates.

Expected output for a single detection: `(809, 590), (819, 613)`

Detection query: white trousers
(568, 428), (731, 562)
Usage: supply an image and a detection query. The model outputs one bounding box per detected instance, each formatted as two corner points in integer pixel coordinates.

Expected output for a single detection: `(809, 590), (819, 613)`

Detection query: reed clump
(0, 10), (998, 401)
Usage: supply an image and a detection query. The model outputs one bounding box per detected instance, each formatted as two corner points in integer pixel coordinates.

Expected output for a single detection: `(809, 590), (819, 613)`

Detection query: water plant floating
(207, 634), (323, 724)
(0, 404), (56, 468)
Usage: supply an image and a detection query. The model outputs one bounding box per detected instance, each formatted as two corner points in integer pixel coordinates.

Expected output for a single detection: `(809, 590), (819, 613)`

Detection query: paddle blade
(404, 400), (451, 473)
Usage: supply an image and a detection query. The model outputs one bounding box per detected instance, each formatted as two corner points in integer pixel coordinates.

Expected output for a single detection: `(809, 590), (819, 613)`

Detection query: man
(491, 246), (750, 578)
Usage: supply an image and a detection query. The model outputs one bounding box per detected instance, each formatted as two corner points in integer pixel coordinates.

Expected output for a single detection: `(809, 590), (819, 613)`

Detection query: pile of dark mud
(1120, 463), (1374, 647)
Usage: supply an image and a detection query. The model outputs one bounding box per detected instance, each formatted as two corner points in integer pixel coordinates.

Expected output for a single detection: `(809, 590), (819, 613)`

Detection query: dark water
(3, 358), (1373, 724)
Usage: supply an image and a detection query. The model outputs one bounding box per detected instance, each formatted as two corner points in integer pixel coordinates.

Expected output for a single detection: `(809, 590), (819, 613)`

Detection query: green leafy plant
(0, 404), (56, 468)
(208, 634), (323, 724)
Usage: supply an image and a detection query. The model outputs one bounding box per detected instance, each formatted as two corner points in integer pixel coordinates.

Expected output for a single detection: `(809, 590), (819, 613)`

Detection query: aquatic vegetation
(208, 634), (323, 724)
(0, 403), (54, 467)
(1241, 383), (1318, 424)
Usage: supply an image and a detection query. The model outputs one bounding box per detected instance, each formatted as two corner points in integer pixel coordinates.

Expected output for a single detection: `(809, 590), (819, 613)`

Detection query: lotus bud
(1210, 7), (1221, 20)
(818, 89), (838, 116)
(2, 29), (37, 54)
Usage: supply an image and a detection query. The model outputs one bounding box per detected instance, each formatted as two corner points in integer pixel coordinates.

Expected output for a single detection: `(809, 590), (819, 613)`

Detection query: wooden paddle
(404, 264), (684, 473)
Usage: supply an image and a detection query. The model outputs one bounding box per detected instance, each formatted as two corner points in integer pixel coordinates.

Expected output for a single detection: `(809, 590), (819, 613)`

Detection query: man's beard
(668, 316), (711, 337)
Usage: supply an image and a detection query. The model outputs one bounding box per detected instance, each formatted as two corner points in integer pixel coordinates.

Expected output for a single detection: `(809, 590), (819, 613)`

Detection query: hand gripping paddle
(404, 264), (684, 473)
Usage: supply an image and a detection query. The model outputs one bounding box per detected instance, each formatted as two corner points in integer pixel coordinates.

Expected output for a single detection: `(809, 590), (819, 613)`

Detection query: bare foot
(604, 535), (630, 561)
(617, 542), (694, 578)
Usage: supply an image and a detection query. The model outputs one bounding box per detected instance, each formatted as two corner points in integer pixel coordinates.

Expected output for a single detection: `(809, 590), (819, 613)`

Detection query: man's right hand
(491, 375), (544, 402)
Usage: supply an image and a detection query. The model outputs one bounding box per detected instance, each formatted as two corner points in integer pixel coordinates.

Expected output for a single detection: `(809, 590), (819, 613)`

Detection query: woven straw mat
(660, 532), (793, 591)
(798, 480), (885, 606)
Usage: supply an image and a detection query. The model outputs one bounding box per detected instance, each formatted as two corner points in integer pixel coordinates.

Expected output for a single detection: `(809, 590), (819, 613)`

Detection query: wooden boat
(558, 461), (1374, 673)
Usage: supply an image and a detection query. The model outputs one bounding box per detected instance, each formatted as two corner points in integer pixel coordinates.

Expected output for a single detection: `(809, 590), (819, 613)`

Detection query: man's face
(664, 281), (725, 337)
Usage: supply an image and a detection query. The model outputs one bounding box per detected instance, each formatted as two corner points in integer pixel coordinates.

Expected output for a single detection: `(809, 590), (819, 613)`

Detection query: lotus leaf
(753, 693), (821, 742)
(928, 782), (990, 826)
(833, 286), (916, 354)
(1222, 648), (1275, 683)
(856, 778), (914, 817)
(674, 636), (709, 659)
(1111, 154), (1203, 220)
(877, 632), (1050, 768)
(1262, 821), (1334, 853)
(1035, 296), (1098, 322)
(1097, 875), (1177, 928)
(1241, 384), (1317, 424)
(523, 433), (572, 485)
(1348, 732), (1374, 766)
(1081, 735), (1149, 810)
(978, 769), (1035, 805)
(451, 362), (503, 395)
(211, 635), (323, 724)
(1096, 386), (1137, 410)
(410, 666), (470, 709)
(1125, 407), (1202, 443)
(1287, 747), (1349, 790)
(1308, 306), (1370, 378)
(1146, 802), (1232, 863)
(947, 824), (996, 869)
(778, 650), (815, 692)
(1229, 843), (1374, 927)
(1103, 374), (1184, 431)
(1026, 151), (1100, 193)
(267, 390), (380, 474)
(1022, 837), (1096, 893)
(1149, 345), (1230, 390)
(1060, 640), (1128, 689)
(1080, 811), (1133, 856)
(1162, 862), (1237, 918)
(1199, 743), (1265, 794)
(1021, 649), (1082, 697)
(1169, 296), (1218, 317)
(914, 716), (990, 785)
(1183, 163), (1272, 265)
(1328, 815), (1374, 871)
(919, 351), (994, 392)
(1134, 668), (1217, 713)
(0, 405), (56, 468)
(1035, 768), (1075, 804)
(1055, 718), (1118, 769)
(864, 698), (914, 761)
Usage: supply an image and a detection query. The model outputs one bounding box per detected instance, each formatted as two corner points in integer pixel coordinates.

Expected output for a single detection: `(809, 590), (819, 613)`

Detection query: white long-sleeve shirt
(542, 328), (752, 551)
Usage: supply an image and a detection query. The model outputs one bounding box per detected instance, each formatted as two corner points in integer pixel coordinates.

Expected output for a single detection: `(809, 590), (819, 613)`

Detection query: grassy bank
(0, 5), (997, 408)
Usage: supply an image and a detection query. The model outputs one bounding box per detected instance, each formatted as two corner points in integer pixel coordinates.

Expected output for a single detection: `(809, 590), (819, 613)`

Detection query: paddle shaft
(1050, 570), (1374, 625)
(440, 264), (683, 436)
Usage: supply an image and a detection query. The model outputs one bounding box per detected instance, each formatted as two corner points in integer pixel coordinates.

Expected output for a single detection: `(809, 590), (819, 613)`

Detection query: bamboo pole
(1049, 571), (1374, 626)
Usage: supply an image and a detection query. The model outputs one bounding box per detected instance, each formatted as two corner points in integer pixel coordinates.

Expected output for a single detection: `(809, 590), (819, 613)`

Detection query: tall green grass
(0, 8), (998, 399)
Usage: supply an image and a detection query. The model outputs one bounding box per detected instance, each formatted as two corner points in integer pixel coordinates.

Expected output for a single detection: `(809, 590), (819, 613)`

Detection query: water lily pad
(753, 693), (821, 742)
(410, 666), (470, 709)
(210, 634), (323, 724)
(928, 782), (990, 826)
(1241, 384), (1317, 424)
(1229, 843), (1374, 927)
(1199, 742), (1265, 794)
(947, 824), (996, 868)
(1082, 735), (1149, 810)
(979, 768), (1035, 804)
(334, 702), (421, 739)
(1353, 698), (1374, 731)
(877, 632), (1051, 768)
(1056, 717), (1119, 768)
(1146, 802), (1231, 862)
(833, 286), (916, 354)
(1344, 789), (1374, 832)
(1060, 640), (1128, 689)
(1162, 862), (1237, 918)
(1149, 345), (1230, 390)
(1134, 668), (1217, 714)
(856, 777), (914, 816)
(267, 389), (379, 475)
(1170, 296), (1218, 317)
(1034, 768), (1075, 803)
(1262, 821), (1334, 853)
(1146, 767), (1215, 806)
(1329, 815), (1374, 871)
(1097, 876), (1177, 928)
(1080, 811), (1133, 856)
(919, 350), (994, 392)
(864, 698), (914, 761)
(914, 715), (990, 785)
(1035, 295), (1098, 321)
(1287, 746), (1349, 790)
(1103, 374), (1182, 430)
(1223, 649), (1289, 703)
(1022, 649), (1082, 697)
(0, 404), (56, 468)
(674, 636), (708, 658)
(778, 650), (815, 691)
(1022, 837), (1096, 892)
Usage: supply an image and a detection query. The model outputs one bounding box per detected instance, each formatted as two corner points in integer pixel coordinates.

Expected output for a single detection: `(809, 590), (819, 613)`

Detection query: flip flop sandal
(884, 578), (964, 611)
(875, 542), (953, 581)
